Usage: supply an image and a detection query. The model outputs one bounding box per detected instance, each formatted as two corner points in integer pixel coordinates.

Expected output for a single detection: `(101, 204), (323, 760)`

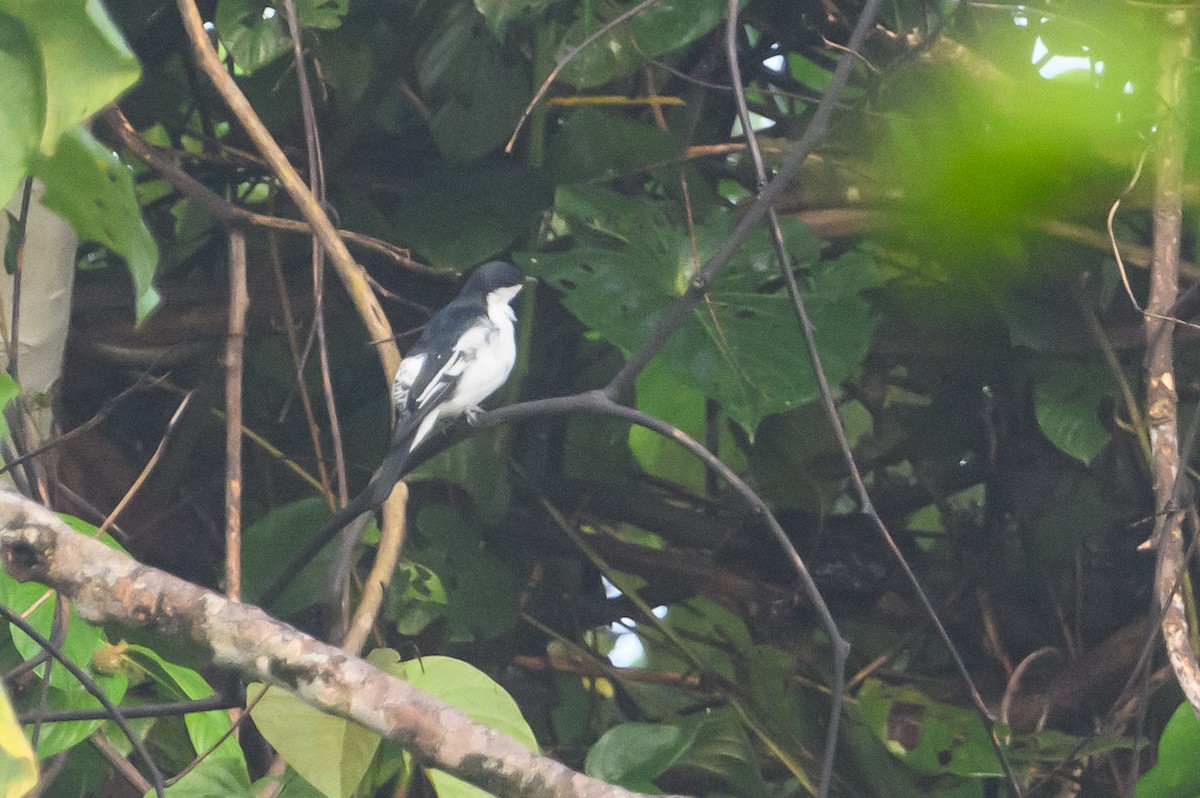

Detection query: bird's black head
(461, 261), (525, 297)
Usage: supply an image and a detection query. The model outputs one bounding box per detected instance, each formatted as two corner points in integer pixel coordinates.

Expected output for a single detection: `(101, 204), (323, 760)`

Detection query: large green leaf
(0, 583), (105, 693)
(0, 557), (129, 757)
(294, 0), (349, 30)
(406, 504), (519, 643)
(518, 185), (875, 437)
(387, 162), (551, 270)
(586, 722), (690, 792)
(381, 651), (538, 747)
(417, 4), (529, 160)
(1135, 701), (1200, 798)
(546, 108), (683, 185)
(1032, 358), (1113, 464)
(0, 682), (36, 798)
(858, 679), (1008, 778)
(0, 0), (140, 206)
(0, 373), (18, 441)
(0, 0), (139, 154)
(0, 14), (42, 207)
(630, 358), (746, 494)
(473, 0), (553, 38)
(32, 127), (160, 320)
(148, 755), (254, 797)
(747, 399), (875, 511)
(249, 684), (381, 798)
(125, 646), (244, 764)
(670, 708), (768, 798)
(555, 0), (728, 89)
(376, 650), (539, 798)
(216, 0), (291, 73)
(216, 0), (348, 70)
(242, 497), (335, 616)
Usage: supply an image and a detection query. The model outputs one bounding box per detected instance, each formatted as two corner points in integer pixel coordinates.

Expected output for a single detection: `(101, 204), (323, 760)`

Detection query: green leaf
(473, 0), (553, 38)
(125, 646), (244, 763)
(586, 722), (689, 792)
(149, 754), (253, 797)
(858, 679), (1008, 777)
(216, 0), (348, 71)
(519, 185), (873, 436)
(31, 127), (160, 321)
(0, 584), (102, 692)
(0, 13), (41, 207)
(555, 0), (729, 89)
(1032, 358), (1113, 464)
(387, 162), (551, 271)
(295, 0), (348, 30)
(547, 108), (683, 185)
(747, 399), (873, 511)
(377, 651), (539, 798)
(670, 708), (768, 798)
(250, 767), (326, 798)
(390, 561), (448, 637)
(215, 0), (290, 73)
(0, 0), (140, 154)
(0, 683), (36, 797)
(0, 373), (18, 441)
(660, 597), (751, 682)
(417, 4), (529, 160)
(839, 702), (930, 798)
(242, 497), (335, 616)
(408, 504), (518, 643)
(0, 563), (130, 756)
(1136, 701), (1200, 798)
(380, 652), (538, 749)
(630, 358), (746, 495)
(249, 684), (381, 798)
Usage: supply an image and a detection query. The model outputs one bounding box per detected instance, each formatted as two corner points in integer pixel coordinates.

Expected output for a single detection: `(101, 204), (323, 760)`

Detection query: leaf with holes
(517, 185), (874, 437)
(555, 0), (730, 89)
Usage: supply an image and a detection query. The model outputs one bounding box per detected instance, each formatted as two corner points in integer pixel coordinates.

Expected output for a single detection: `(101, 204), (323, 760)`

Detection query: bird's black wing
(393, 300), (488, 419)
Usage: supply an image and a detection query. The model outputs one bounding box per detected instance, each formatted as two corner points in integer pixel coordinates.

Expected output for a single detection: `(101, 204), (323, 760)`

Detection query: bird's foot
(465, 405), (485, 424)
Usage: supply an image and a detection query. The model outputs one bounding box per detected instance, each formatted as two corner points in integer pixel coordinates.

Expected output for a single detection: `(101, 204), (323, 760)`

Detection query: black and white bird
(260, 261), (526, 610)
(389, 260), (525, 458)
(339, 259), (526, 520)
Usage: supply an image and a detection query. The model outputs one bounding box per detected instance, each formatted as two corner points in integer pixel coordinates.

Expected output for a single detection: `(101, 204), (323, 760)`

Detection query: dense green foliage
(0, 0), (1197, 796)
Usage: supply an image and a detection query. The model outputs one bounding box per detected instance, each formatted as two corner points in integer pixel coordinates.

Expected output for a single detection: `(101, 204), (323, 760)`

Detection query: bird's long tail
(256, 406), (433, 612)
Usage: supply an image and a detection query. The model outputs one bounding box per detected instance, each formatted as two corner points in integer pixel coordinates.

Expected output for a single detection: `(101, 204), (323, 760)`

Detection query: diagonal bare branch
(0, 489), (681, 798)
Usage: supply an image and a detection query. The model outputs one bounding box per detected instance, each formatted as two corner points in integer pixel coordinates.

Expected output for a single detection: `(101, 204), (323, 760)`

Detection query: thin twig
(279, 0), (348, 514)
(724, 10), (849, 796)
(0, 373), (169, 478)
(224, 231), (248, 601)
(266, 225), (333, 506)
(19, 694), (236, 724)
(731, 7), (1023, 795)
(100, 106), (434, 276)
(171, 1), (400, 382)
(7, 177), (33, 383)
(95, 391), (195, 539)
(0, 603), (166, 798)
(506, 0), (660, 153)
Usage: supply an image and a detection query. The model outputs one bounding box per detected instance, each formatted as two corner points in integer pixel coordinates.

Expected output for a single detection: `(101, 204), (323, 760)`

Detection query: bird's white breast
(440, 294), (518, 414)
